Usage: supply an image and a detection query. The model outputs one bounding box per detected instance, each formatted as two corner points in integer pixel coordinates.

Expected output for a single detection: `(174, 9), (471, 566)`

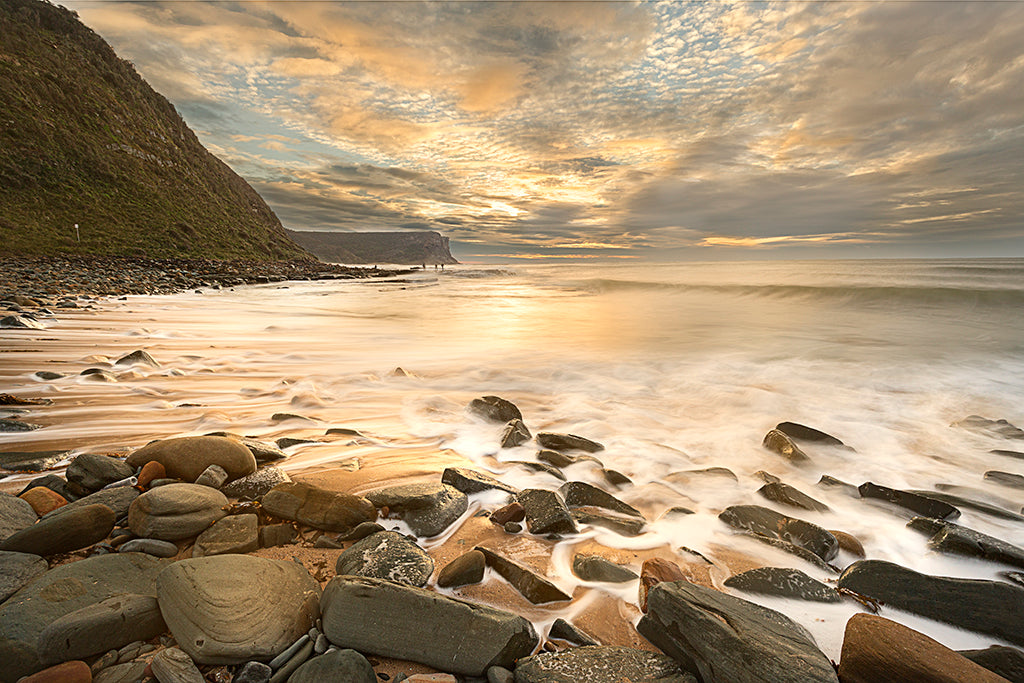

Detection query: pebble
(194, 464), (228, 489)
(119, 538), (179, 557)
(151, 647), (204, 683)
(233, 661), (272, 683)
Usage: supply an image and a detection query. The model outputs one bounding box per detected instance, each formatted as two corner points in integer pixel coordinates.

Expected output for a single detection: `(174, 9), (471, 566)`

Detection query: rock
(953, 415), (1024, 439)
(437, 549), (486, 588)
(338, 521), (385, 540)
(192, 514), (258, 557)
(320, 575), (538, 676)
(0, 451), (68, 473)
(237, 438), (287, 464)
(233, 661), (272, 683)
(664, 467), (739, 486)
(993, 449), (1024, 461)
(638, 580), (839, 683)
(572, 554), (637, 583)
(19, 661), (91, 683)
(908, 489), (1024, 522)
(366, 483), (467, 537)
(194, 464), (228, 489)
(602, 468), (631, 487)
(514, 645), (695, 682)
(508, 460), (566, 481)
(537, 449), (577, 468)
(501, 419), (531, 448)
(93, 662), (149, 683)
(723, 567), (840, 602)
(828, 529), (866, 557)
(66, 453), (134, 492)
(908, 517), (1024, 569)
(80, 368), (117, 382)
(504, 521), (522, 533)
(548, 618), (599, 646)
(468, 396), (522, 423)
(275, 437), (319, 449)
(0, 551), (47, 602)
(118, 538), (179, 557)
(18, 486), (67, 516)
(959, 646), (1024, 683)
(36, 594), (166, 665)
(335, 531), (434, 587)
(45, 485), (140, 522)
(0, 503), (115, 556)
(127, 483), (228, 541)
(718, 505), (838, 561)
(287, 648), (376, 683)
(488, 666), (515, 683)
(114, 349), (160, 367)
(0, 492), (37, 542)
(262, 482), (376, 533)
(639, 558), (686, 612)
(571, 506), (646, 536)
(517, 489), (577, 535)
(559, 481), (643, 518)
(859, 482), (961, 520)
(536, 432), (604, 453)
(259, 523), (297, 548)
(0, 552), (168, 682)
(758, 482), (829, 512)
(151, 647), (204, 683)
(0, 315), (44, 329)
(838, 613), (1011, 683)
(268, 639), (312, 682)
(126, 436), (256, 483)
(220, 466), (290, 500)
(490, 501), (526, 525)
(775, 421), (846, 446)
(762, 429), (811, 463)
(475, 546), (571, 604)
(156, 555), (321, 664)
(659, 506), (695, 519)
(442, 467), (517, 496)
(818, 474), (861, 496)
(985, 470), (1024, 489)
(33, 371), (64, 381)
(137, 461), (166, 488)
(838, 559), (1024, 646)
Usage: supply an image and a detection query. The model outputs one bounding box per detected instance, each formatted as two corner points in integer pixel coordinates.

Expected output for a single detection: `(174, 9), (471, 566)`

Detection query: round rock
(126, 436), (256, 483)
(335, 530), (434, 587)
(127, 483), (228, 541)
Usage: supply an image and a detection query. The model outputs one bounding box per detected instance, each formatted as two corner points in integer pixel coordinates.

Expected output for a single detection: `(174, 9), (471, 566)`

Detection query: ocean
(3, 257), (1024, 657)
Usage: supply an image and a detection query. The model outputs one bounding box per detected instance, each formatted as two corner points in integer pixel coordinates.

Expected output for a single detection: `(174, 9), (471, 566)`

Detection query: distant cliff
(0, 0), (310, 260)
(286, 230), (458, 265)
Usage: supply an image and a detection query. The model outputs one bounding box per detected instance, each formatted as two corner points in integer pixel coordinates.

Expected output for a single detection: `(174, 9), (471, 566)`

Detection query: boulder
(758, 482), (829, 512)
(548, 619), (599, 647)
(335, 531), (434, 587)
(0, 493), (38, 541)
(126, 436), (256, 483)
(366, 483), (467, 537)
(838, 613), (1011, 683)
(192, 514), (259, 557)
(156, 555), (321, 664)
(572, 554), (638, 583)
(65, 453), (133, 492)
(775, 422), (846, 447)
(0, 503), (115, 556)
(127, 483), (228, 541)
(261, 482), (376, 533)
(220, 466), (290, 500)
(513, 646), (696, 682)
(18, 661), (91, 683)
(517, 489), (577, 535)
(718, 505), (838, 561)
(287, 648), (376, 683)
(441, 467), (518, 496)
(837, 559), (1024, 646)
(436, 549), (486, 588)
(43, 485), (139, 522)
(724, 567), (840, 602)
(468, 396), (522, 424)
(320, 575), (538, 676)
(500, 419), (531, 448)
(475, 547), (571, 604)
(0, 551), (47, 603)
(859, 482), (961, 520)
(959, 646), (1024, 683)
(490, 501), (526, 525)
(536, 432), (604, 453)
(907, 517), (1024, 569)
(560, 481), (644, 518)
(762, 429), (810, 463)
(36, 594), (166, 666)
(637, 580), (839, 683)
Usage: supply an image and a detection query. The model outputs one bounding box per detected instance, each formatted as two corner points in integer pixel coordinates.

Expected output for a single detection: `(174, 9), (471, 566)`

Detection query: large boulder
(514, 646), (696, 682)
(156, 555), (320, 665)
(517, 488), (577, 535)
(262, 482), (375, 533)
(365, 483), (467, 537)
(320, 575), (538, 676)
(36, 594), (166, 666)
(127, 484), (228, 541)
(0, 503), (115, 556)
(335, 531), (434, 587)
(637, 580), (839, 683)
(126, 436), (256, 483)
(718, 505), (838, 562)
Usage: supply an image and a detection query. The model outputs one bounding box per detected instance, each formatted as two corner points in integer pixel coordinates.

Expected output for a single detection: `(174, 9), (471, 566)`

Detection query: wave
(441, 268), (518, 279)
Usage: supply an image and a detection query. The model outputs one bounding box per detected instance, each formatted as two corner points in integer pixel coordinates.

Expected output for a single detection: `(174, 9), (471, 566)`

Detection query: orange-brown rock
(639, 557), (686, 613)
(20, 660), (91, 683)
(136, 461), (166, 489)
(18, 487), (67, 516)
(829, 529), (866, 557)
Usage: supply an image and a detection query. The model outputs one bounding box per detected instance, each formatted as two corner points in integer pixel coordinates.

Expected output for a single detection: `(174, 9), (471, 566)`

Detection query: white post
(74, 224), (80, 242)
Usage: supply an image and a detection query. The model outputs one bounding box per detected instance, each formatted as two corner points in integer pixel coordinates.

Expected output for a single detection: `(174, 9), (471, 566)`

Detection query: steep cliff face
(0, 0), (310, 260)
(285, 230), (459, 265)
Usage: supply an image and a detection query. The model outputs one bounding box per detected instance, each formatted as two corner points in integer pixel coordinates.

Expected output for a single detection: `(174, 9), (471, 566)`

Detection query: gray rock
(66, 453), (134, 492)
(221, 466), (290, 500)
(37, 594), (166, 665)
(758, 482), (830, 512)
(335, 531), (433, 587)
(192, 514), (258, 557)
(194, 464), (228, 489)
(0, 451), (68, 473)
(34, 371), (64, 381)
(514, 646), (695, 683)
(151, 646), (204, 683)
(0, 493), (37, 542)
(517, 489), (577, 535)
(114, 350), (160, 367)
(559, 481), (644, 519)
(44, 485), (140, 522)
(775, 422), (846, 447)
(238, 438), (288, 463)
(500, 419), (531, 448)
(719, 505), (838, 562)
(537, 449), (577, 468)
(571, 507), (646, 536)
(907, 517), (1024, 569)
(233, 661), (272, 683)
(724, 567), (840, 602)
(268, 634), (309, 669)
(442, 467), (518, 496)
(476, 547), (571, 604)
(269, 640), (312, 683)
(437, 550), (486, 588)
(571, 554), (638, 583)
(663, 467), (738, 485)
(838, 559), (1024, 646)
(94, 662), (149, 683)
(156, 555), (321, 664)
(320, 575), (538, 676)
(638, 580), (839, 683)
(0, 417), (41, 431)
(119, 538), (179, 558)
(262, 482), (376, 533)
(0, 315), (44, 330)
(958, 645), (1024, 683)
(128, 483), (228, 541)
(488, 667), (515, 683)
(859, 482), (961, 520)
(468, 396), (522, 423)
(536, 432), (604, 453)
(259, 523), (297, 548)
(338, 521), (386, 541)
(287, 648), (376, 683)
(547, 619), (598, 646)
(0, 503), (115, 556)
(0, 551), (47, 602)
(762, 429), (810, 463)
(366, 483), (468, 537)
(126, 436), (256, 483)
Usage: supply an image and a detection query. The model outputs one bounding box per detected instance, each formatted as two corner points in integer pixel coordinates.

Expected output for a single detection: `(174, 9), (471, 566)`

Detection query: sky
(62, 0), (1024, 262)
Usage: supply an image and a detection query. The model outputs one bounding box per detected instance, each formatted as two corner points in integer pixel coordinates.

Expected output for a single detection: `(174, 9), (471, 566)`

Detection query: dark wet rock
(571, 506), (646, 536)
(985, 470), (1024, 489)
(501, 419), (531, 448)
(514, 645), (695, 683)
(1, 503), (115, 556)
(320, 574), (539, 676)
(741, 532), (839, 573)
(508, 460), (566, 481)
(719, 505), (838, 561)
(468, 396), (522, 424)
(547, 618), (599, 647)
(0, 451), (68, 473)
(537, 449), (577, 468)
(0, 493), (37, 542)
(907, 489), (1024, 522)
(193, 513), (259, 557)
(838, 559), (1024, 646)
(262, 482), (376, 533)
(36, 594), (165, 666)
(490, 501), (526, 525)
(157, 555), (321, 665)
(536, 432), (604, 453)
(0, 315), (44, 330)
(233, 661), (272, 683)
(758, 482), (829, 512)
(127, 435), (256, 483)
(335, 531), (433, 587)
(776, 421), (846, 447)
(275, 437), (319, 449)
(220, 466), (290, 500)
(287, 648), (376, 683)
(907, 517), (1024, 569)
(560, 481), (643, 518)
(602, 468), (631, 487)
(993, 449), (1024, 461)
(114, 350), (159, 367)
(437, 549), (486, 588)
(259, 523), (297, 548)
(338, 521), (385, 541)
(659, 506), (695, 519)
(829, 529), (866, 557)
(0, 551), (47, 602)
(504, 521), (522, 533)
(33, 371), (64, 381)
(762, 429), (811, 463)
(366, 483), (468, 537)
(817, 474), (860, 496)
(639, 558), (686, 612)
(639, 580), (838, 683)
(839, 613), (1010, 683)
(959, 646), (1024, 683)
(127, 483), (228, 541)
(756, 470), (782, 484)
(663, 467), (738, 485)
(270, 412), (316, 423)
(517, 488), (577, 535)
(859, 482), (961, 520)
(65, 453), (134, 492)
(19, 661), (92, 683)
(44, 485), (139, 521)
(724, 567), (840, 602)
(572, 554), (638, 583)
(0, 418), (42, 432)
(194, 463), (228, 489)
(80, 368), (117, 382)
(150, 647), (204, 683)
(118, 538), (178, 557)
(476, 547), (571, 604)
(954, 415), (1024, 439)
(238, 438), (287, 463)
(442, 467), (518, 496)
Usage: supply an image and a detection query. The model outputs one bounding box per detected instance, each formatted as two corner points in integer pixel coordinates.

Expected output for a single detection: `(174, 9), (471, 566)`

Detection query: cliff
(0, 0), (310, 260)
(285, 230), (458, 265)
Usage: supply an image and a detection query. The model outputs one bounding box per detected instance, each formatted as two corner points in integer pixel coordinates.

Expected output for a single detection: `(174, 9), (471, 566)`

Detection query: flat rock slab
(36, 594), (166, 665)
(536, 432), (604, 453)
(514, 646), (696, 683)
(262, 482), (376, 533)
(859, 482), (961, 520)
(758, 482), (830, 512)
(638, 580), (839, 683)
(366, 483), (467, 537)
(320, 575), (538, 676)
(0, 503), (114, 556)
(220, 466), (290, 500)
(559, 481), (644, 519)
(517, 488), (577, 535)
(65, 453), (133, 492)
(442, 467), (518, 496)
(724, 566), (840, 603)
(476, 546), (571, 604)
(908, 517), (1024, 569)
(192, 513), (258, 557)
(335, 530), (434, 587)
(156, 555), (321, 665)
(0, 551), (47, 603)
(127, 483), (228, 541)
(43, 485), (140, 522)
(959, 646), (1024, 683)
(126, 436), (256, 483)
(0, 493), (37, 542)
(719, 505), (838, 561)
(839, 613), (1011, 683)
(838, 559), (1024, 646)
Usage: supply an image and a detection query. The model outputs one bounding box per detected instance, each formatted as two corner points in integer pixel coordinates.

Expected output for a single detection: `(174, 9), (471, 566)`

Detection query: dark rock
(271, 412), (315, 423)
(335, 531), (434, 587)
(639, 558), (686, 612)
(838, 559), (1024, 646)
(775, 421), (846, 446)
(194, 464), (228, 489)
(156, 555), (321, 664)
(500, 419), (531, 448)
(638, 580), (839, 683)
(724, 566), (840, 602)
(366, 483), (468, 537)
(907, 517), (1024, 569)
(985, 470), (1024, 489)
(858, 482), (961, 520)
(33, 371), (64, 381)
(320, 574), (539, 676)
(993, 449), (1024, 461)
(44, 485), (139, 521)
(571, 506), (646, 536)
(239, 438), (288, 463)
(118, 538), (178, 557)
(762, 429), (810, 463)
(602, 468), (631, 487)
(468, 396), (522, 424)
(571, 554), (637, 583)
(959, 646), (1024, 683)
(817, 474), (860, 496)
(126, 436), (256, 483)
(508, 461), (566, 481)
(0, 451), (68, 473)
(758, 482), (829, 512)
(756, 470), (782, 483)
(718, 505), (838, 561)
(954, 415), (1024, 439)
(0, 551), (47, 603)
(114, 350), (159, 367)
(233, 661), (272, 683)
(536, 432), (604, 453)
(65, 453), (133, 492)
(127, 483), (228, 541)
(0, 418), (42, 431)
(476, 547), (571, 604)
(193, 513), (258, 557)
(36, 594), (166, 665)
(659, 506), (695, 519)
(489, 501), (525, 525)
(80, 368), (117, 382)
(262, 482), (376, 532)
(829, 529), (866, 557)
(740, 532), (839, 573)
(287, 648), (376, 683)
(559, 481), (644, 519)
(220, 466), (290, 500)
(547, 619), (599, 647)
(537, 449), (577, 468)
(514, 645), (695, 682)
(0, 503), (115, 556)
(275, 437), (319, 449)
(338, 521), (386, 541)
(437, 549), (486, 588)
(150, 647), (204, 683)
(259, 523), (297, 548)
(442, 467), (517, 496)
(504, 521), (522, 533)
(907, 489), (1024, 522)
(517, 489), (577, 535)
(0, 493), (37, 542)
